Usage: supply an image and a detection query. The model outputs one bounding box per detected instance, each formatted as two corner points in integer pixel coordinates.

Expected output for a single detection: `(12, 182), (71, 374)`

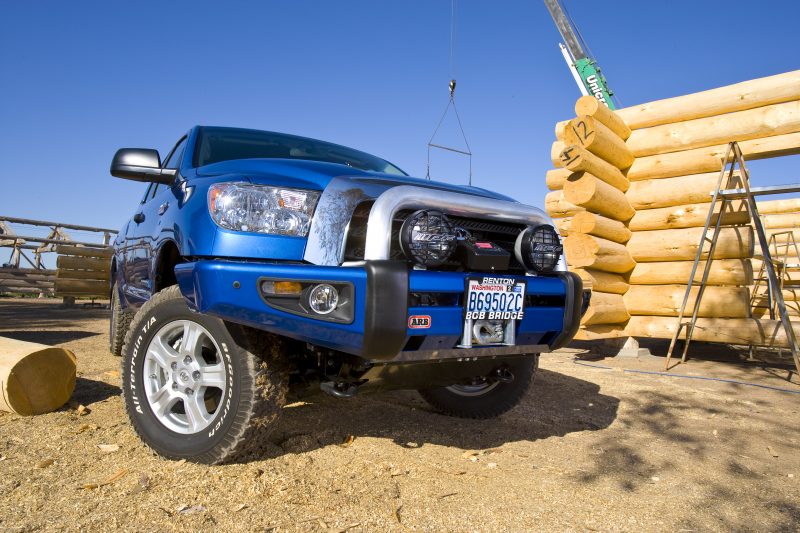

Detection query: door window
(163, 137), (188, 169)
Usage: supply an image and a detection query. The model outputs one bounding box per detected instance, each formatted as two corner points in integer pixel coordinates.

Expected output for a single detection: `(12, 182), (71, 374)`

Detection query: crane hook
(449, 79), (456, 98)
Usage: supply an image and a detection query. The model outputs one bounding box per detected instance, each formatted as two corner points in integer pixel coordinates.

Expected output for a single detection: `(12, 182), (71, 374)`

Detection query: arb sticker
(408, 315), (431, 329)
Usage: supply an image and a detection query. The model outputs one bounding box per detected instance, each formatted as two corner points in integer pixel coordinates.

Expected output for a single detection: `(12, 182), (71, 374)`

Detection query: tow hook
(320, 381), (360, 398)
(493, 367), (515, 384)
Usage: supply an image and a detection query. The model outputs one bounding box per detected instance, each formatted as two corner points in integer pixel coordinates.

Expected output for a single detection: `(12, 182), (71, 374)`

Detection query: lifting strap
(426, 0), (473, 185)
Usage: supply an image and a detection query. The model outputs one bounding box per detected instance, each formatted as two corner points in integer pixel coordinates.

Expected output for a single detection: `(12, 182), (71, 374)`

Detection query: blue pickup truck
(110, 126), (587, 464)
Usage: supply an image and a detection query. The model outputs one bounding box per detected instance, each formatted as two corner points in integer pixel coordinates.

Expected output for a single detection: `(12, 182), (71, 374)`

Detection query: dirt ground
(0, 298), (799, 532)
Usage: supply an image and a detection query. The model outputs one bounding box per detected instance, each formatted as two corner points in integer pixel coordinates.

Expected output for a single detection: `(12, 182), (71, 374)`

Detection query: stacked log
(749, 202), (800, 320)
(54, 245), (112, 299)
(545, 70), (800, 350)
(547, 96), (635, 337)
(0, 268), (55, 296)
(617, 70), (800, 345)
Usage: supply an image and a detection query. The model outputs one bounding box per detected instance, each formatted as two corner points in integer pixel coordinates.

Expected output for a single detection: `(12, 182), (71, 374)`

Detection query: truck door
(124, 136), (188, 304)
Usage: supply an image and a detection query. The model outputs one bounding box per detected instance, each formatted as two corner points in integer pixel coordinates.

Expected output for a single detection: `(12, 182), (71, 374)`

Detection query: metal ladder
(751, 230), (800, 318)
(664, 142), (800, 375)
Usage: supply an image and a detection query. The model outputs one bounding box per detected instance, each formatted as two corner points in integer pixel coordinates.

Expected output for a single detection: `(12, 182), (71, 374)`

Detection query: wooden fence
(0, 216), (116, 300)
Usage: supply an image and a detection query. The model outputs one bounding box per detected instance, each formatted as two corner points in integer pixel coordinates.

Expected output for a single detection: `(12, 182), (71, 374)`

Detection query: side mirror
(110, 148), (177, 184)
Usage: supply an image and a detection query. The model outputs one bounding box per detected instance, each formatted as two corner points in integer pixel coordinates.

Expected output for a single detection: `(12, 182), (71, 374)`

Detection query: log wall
(547, 96), (635, 339)
(547, 70), (800, 346)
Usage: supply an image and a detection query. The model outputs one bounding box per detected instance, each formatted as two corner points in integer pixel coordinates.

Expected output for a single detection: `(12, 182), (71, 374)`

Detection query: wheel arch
(153, 240), (184, 293)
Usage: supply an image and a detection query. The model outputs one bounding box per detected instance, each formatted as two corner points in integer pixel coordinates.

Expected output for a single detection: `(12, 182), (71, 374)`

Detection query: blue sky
(1, 0), (799, 242)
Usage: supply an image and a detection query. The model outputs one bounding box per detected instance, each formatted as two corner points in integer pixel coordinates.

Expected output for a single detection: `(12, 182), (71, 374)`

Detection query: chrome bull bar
(363, 185), (567, 271)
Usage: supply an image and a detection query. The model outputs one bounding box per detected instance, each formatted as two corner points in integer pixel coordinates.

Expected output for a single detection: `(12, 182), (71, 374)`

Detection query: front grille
(343, 201), (528, 273)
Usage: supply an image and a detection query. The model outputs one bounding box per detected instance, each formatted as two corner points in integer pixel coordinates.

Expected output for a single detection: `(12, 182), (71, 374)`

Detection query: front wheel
(418, 356), (538, 419)
(121, 285), (288, 464)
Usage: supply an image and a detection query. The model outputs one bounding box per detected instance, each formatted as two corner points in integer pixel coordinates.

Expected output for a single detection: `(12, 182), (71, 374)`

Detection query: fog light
(514, 224), (563, 273)
(308, 284), (339, 315)
(399, 209), (457, 267)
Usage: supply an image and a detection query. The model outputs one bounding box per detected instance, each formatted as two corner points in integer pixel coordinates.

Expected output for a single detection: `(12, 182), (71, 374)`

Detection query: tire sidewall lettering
(127, 308), (238, 445)
(129, 315), (157, 416)
(209, 341), (234, 438)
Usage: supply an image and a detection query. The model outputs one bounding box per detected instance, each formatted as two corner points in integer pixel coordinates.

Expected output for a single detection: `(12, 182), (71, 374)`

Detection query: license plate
(460, 276), (526, 348)
(464, 276), (526, 321)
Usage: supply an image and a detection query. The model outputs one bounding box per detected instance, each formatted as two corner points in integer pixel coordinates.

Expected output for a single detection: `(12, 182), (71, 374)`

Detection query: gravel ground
(0, 298), (799, 532)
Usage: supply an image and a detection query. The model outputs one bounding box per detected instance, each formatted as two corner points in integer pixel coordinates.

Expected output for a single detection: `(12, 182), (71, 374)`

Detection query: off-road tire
(418, 356), (538, 419)
(109, 281), (134, 357)
(121, 285), (289, 464)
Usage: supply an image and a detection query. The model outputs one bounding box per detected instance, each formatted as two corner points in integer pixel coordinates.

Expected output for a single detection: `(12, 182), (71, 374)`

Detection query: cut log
(545, 168), (573, 191)
(0, 272), (55, 282)
(553, 216), (573, 236)
(551, 140), (566, 167)
(626, 100), (800, 157)
(757, 198), (800, 215)
(625, 316), (799, 348)
(628, 200), (750, 231)
(0, 287), (53, 295)
(750, 284), (800, 302)
(0, 337), (76, 415)
(0, 279), (54, 288)
(563, 173), (635, 222)
(559, 145), (630, 192)
(751, 301), (800, 319)
(626, 171), (734, 210)
(569, 211), (631, 244)
(629, 259), (753, 286)
(582, 291), (630, 326)
(574, 95), (632, 140)
(627, 131), (800, 181)
(56, 269), (111, 281)
(555, 120), (568, 141)
(627, 226), (753, 262)
(564, 115), (635, 169)
(544, 190), (584, 218)
(563, 234), (636, 274)
(623, 285), (750, 318)
(56, 255), (110, 272)
(574, 323), (629, 341)
(615, 70), (800, 129)
(54, 279), (108, 296)
(764, 228), (800, 244)
(0, 267), (56, 276)
(761, 213), (800, 229)
(751, 261), (800, 290)
(574, 268), (629, 295)
(55, 245), (113, 258)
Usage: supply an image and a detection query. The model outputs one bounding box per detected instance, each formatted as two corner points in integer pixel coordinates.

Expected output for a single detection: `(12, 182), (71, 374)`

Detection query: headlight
(208, 183), (320, 237)
(514, 224), (563, 273)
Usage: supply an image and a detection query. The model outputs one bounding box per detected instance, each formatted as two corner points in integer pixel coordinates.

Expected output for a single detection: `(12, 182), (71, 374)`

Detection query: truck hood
(195, 158), (515, 202)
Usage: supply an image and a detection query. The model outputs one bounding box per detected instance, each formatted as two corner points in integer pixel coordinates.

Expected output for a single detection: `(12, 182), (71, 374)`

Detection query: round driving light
(308, 284), (339, 315)
(514, 224), (562, 273)
(399, 210), (457, 267)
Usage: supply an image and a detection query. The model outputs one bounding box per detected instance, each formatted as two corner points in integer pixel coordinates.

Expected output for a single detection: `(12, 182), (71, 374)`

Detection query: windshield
(195, 127), (407, 175)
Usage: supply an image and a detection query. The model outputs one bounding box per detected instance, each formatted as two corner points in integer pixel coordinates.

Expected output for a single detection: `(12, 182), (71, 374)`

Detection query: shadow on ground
(70, 377), (121, 406)
(0, 298), (109, 332)
(0, 330), (99, 344)
(245, 367), (619, 462)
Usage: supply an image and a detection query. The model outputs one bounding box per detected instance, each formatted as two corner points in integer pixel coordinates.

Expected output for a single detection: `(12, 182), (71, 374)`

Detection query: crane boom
(543, 0), (616, 109)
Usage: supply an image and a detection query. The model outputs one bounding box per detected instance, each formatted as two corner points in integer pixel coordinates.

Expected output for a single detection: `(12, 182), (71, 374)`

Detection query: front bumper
(175, 260), (584, 362)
